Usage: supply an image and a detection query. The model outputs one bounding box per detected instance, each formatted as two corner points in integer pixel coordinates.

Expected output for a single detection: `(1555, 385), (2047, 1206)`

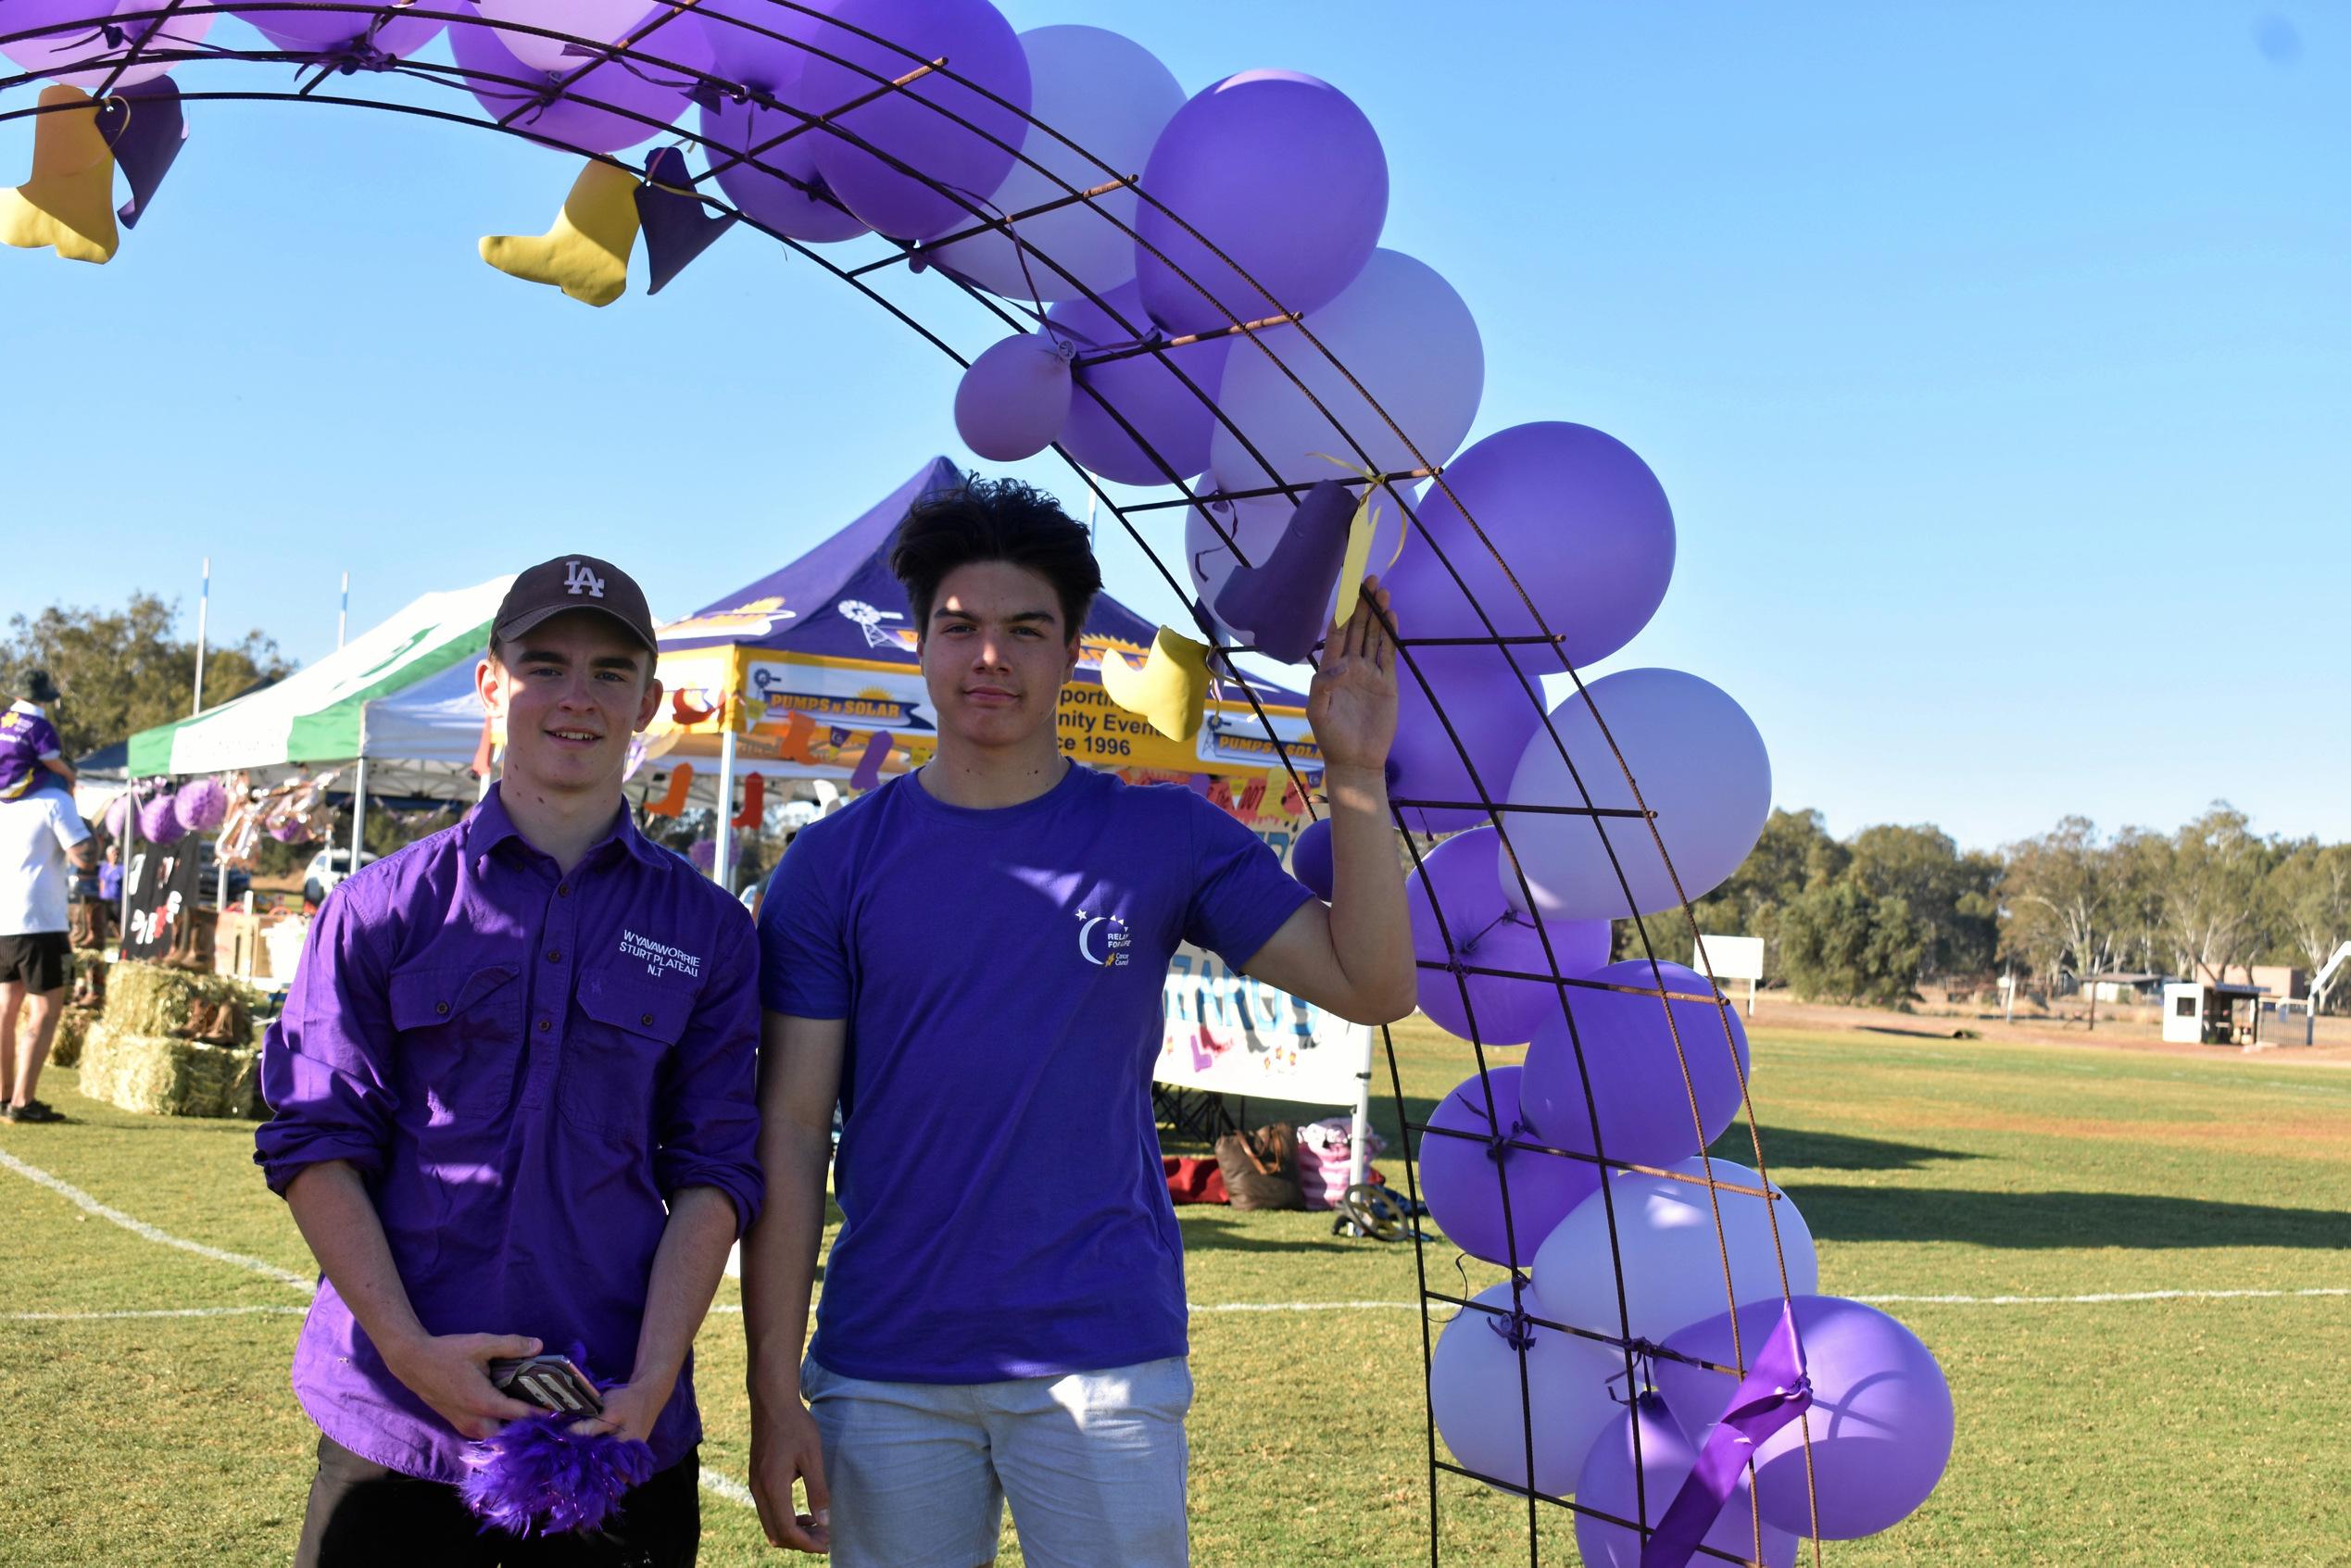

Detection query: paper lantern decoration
(172, 776), (229, 833)
(139, 793), (187, 845)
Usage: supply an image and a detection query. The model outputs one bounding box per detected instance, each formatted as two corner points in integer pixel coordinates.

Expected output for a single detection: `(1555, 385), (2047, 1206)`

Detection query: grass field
(3, 1018), (2348, 1566)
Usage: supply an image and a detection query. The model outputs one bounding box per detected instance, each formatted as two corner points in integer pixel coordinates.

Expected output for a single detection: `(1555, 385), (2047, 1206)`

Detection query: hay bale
(76, 1021), (263, 1120)
(101, 964), (262, 1045)
(50, 1006), (97, 1070)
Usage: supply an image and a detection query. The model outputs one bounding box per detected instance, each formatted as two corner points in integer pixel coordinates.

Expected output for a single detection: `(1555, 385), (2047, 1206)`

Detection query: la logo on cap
(564, 561), (606, 598)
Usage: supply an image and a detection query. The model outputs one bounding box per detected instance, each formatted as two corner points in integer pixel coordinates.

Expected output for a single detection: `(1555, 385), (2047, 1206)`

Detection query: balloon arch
(2, 4), (1953, 1562)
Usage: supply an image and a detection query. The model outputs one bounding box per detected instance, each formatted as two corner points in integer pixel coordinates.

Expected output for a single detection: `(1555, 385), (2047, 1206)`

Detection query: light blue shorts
(802, 1354), (1192, 1568)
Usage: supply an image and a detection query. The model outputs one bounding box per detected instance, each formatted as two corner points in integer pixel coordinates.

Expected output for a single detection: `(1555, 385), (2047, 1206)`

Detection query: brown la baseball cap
(493, 556), (660, 655)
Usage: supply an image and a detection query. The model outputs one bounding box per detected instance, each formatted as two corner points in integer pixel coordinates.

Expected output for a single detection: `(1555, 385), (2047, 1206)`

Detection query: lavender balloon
(1530, 1160), (1817, 1349)
(1047, 282), (1231, 484)
(1186, 481), (1405, 643)
(1657, 1297), (1955, 1540)
(1501, 668), (1772, 922)
(700, 91), (873, 244)
(235, 1), (445, 59)
(104, 790), (131, 840)
(1386, 421), (1676, 668)
(1419, 1065), (1597, 1269)
(1519, 960), (1753, 1172)
(796, 0), (1033, 242)
(928, 25), (1184, 303)
(172, 776), (229, 834)
(1575, 1395), (1797, 1568)
(450, 2), (692, 156)
(1289, 817), (1333, 899)
(3, 0), (215, 88)
(1387, 643), (1544, 834)
(478, 0), (674, 75)
(693, 0), (829, 89)
(139, 793), (187, 845)
(1207, 248), (1483, 495)
(1428, 1281), (1622, 1499)
(1135, 70), (1387, 335)
(954, 332), (1072, 461)
(1407, 828), (1608, 1047)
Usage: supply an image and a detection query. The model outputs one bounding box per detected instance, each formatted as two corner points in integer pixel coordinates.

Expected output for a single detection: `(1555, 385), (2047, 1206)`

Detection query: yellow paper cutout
(1098, 627), (1212, 744)
(479, 157), (641, 307)
(0, 86), (119, 265)
(1307, 451), (1389, 630)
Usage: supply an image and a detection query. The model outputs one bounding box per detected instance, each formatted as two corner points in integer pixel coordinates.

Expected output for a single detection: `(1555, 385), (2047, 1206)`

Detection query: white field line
(1856, 1287), (2351, 1306)
(7, 1304), (310, 1322)
(0, 1148), (315, 1292)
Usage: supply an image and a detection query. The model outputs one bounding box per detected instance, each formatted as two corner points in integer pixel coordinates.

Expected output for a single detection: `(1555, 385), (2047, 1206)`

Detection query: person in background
(0, 671), (76, 802)
(1, 786), (96, 1123)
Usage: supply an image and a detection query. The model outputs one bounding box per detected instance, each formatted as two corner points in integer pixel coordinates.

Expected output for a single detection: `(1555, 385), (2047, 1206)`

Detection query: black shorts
(294, 1434), (701, 1567)
(0, 931), (69, 993)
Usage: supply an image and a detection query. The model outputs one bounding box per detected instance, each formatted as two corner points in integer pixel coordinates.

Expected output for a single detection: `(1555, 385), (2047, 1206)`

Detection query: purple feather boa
(458, 1357), (656, 1540)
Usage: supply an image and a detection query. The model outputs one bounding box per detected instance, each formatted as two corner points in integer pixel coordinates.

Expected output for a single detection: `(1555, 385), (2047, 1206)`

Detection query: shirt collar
(463, 782), (669, 871)
(8, 700), (42, 717)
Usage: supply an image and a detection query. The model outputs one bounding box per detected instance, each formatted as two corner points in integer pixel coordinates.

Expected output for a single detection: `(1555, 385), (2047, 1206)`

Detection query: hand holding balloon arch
(1302, 575), (1398, 777)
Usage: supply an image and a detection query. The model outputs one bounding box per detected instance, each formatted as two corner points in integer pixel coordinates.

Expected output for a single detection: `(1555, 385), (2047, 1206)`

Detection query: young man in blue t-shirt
(744, 479), (1414, 1564)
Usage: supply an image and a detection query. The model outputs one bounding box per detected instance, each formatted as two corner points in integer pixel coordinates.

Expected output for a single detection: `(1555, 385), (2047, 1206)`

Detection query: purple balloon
(172, 776), (228, 834)
(1419, 1065), (1599, 1269)
(1657, 1297), (1955, 1540)
(2, 0), (214, 88)
(1289, 817), (1333, 900)
(478, 0), (673, 75)
(954, 332), (1072, 461)
(1388, 643), (1546, 834)
(234, 1), (445, 58)
(1519, 960), (1752, 1171)
(1501, 668), (1773, 922)
(1429, 1281), (1623, 1499)
(139, 793), (187, 845)
(700, 91), (873, 243)
(449, 2), (692, 155)
(1407, 829), (1608, 1047)
(1134, 70), (1388, 335)
(692, 0), (828, 89)
(1576, 1395), (1797, 1568)
(796, 0), (1033, 242)
(1387, 422), (1676, 668)
(1046, 282), (1231, 484)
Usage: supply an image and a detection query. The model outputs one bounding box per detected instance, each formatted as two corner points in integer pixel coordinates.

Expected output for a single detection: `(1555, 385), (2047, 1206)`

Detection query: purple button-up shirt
(256, 785), (761, 1483)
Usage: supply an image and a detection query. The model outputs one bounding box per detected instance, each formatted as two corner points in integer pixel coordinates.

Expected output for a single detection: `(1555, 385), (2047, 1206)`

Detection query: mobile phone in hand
(487, 1353), (605, 1416)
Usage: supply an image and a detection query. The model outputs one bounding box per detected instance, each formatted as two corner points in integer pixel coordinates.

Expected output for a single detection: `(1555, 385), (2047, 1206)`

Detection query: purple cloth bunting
(636, 144), (737, 295)
(1641, 1302), (1813, 1568)
(1212, 478), (1354, 664)
(94, 75), (186, 229)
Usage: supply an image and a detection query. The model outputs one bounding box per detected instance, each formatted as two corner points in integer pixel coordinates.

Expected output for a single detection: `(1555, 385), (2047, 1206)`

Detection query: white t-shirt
(0, 790), (91, 935)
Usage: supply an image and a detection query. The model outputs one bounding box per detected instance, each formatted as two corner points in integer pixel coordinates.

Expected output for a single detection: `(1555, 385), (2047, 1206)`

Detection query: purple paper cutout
(1211, 478), (1354, 664)
(635, 144), (736, 295)
(94, 75), (186, 229)
(849, 731), (893, 792)
(1641, 1303), (1812, 1568)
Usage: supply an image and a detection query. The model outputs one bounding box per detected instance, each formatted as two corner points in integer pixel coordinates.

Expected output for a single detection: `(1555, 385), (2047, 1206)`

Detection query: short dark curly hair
(889, 477), (1102, 642)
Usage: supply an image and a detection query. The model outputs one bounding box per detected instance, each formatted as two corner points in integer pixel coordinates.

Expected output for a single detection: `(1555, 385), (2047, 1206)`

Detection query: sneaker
(3, 1099), (63, 1124)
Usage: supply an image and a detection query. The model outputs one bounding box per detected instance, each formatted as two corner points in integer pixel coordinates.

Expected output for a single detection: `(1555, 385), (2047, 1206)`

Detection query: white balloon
(1207, 248), (1482, 495)
(1181, 479), (1409, 641)
(1501, 667), (1772, 921)
(1530, 1160), (1817, 1350)
(928, 26), (1185, 303)
(1429, 1281), (1624, 1498)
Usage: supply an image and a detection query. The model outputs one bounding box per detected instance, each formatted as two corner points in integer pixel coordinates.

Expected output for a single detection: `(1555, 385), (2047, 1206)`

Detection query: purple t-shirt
(256, 785), (762, 1483)
(0, 705), (62, 800)
(761, 762), (1313, 1384)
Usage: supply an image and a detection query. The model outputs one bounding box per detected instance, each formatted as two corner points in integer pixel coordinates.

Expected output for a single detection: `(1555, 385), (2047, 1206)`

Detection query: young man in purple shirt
(257, 557), (761, 1567)
(744, 481), (1414, 1564)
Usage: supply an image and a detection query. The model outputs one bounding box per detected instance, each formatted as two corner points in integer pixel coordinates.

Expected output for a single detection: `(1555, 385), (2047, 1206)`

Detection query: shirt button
(547, 948), (561, 962)
(537, 1018), (551, 1033)
(640, 1012), (654, 1026)
(557, 884), (570, 897)
(434, 1001), (450, 1016)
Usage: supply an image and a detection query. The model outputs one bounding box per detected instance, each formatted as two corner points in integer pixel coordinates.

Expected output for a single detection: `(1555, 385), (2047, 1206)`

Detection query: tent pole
(349, 758), (369, 883)
(713, 722), (737, 891)
(118, 778), (138, 959)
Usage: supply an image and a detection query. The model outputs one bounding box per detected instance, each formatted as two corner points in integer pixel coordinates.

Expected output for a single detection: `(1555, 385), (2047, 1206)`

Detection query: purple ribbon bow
(1640, 1302), (1812, 1568)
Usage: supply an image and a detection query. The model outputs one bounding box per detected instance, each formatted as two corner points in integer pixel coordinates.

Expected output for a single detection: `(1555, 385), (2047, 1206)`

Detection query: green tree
(2266, 840), (2351, 1010)
(1685, 807), (1850, 975)
(2, 594), (293, 759)
(2164, 803), (2274, 985)
(1847, 822), (2002, 978)
(1999, 817), (2122, 992)
(1778, 880), (1929, 1004)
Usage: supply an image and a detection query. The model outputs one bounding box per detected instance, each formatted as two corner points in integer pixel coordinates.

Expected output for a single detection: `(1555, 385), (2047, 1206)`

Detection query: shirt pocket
(562, 970), (695, 1144)
(387, 962), (523, 1126)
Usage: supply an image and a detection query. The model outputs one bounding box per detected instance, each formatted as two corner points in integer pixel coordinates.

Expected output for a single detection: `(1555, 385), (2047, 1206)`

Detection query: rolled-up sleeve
(254, 889), (399, 1195)
(652, 913), (763, 1236)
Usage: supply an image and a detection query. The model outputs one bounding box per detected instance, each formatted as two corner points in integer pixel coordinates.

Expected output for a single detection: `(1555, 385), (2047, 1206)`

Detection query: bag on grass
(1213, 1122), (1306, 1211)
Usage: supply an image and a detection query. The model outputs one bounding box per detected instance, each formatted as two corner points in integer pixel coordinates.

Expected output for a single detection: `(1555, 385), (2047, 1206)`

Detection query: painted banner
(120, 840), (206, 963)
(1156, 942), (1372, 1108)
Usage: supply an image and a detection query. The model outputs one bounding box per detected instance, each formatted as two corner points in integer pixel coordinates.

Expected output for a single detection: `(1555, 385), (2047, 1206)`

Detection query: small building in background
(2083, 972), (2173, 1005)
(2161, 980), (2271, 1046)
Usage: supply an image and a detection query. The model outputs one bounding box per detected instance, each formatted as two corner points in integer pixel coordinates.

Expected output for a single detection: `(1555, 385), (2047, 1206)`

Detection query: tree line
(1686, 806), (2351, 1010)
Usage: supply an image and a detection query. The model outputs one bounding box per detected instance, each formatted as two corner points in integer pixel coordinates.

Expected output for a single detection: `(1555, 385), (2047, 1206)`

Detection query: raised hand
(1307, 577), (1399, 775)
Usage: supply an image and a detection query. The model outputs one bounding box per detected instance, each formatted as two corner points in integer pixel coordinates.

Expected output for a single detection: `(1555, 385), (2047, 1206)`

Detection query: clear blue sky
(3, 1), (2344, 850)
